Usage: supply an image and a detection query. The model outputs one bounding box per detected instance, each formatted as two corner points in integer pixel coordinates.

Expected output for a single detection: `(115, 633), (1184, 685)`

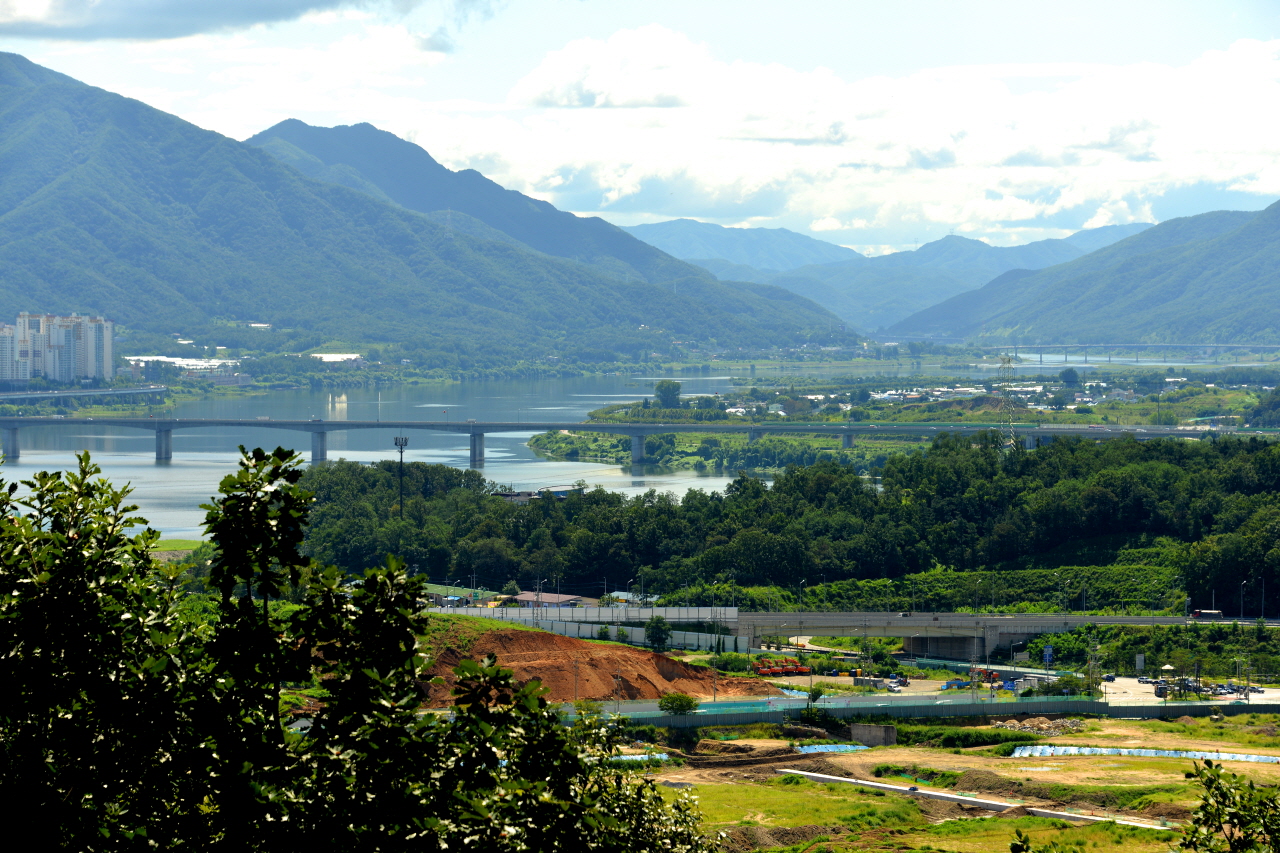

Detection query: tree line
(295, 432), (1280, 614)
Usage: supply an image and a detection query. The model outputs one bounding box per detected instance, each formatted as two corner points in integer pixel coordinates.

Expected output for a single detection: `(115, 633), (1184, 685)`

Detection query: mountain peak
(0, 51), (76, 88)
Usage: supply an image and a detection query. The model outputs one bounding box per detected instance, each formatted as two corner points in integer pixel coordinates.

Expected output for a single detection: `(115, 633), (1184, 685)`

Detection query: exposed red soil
(421, 629), (784, 707)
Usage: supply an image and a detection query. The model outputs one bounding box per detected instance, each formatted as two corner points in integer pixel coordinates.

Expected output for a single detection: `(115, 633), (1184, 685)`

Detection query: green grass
(417, 613), (544, 656)
(665, 777), (923, 832)
(896, 725), (1041, 749)
(156, 538), (205, 551)
(1134, 715), (1280, 750)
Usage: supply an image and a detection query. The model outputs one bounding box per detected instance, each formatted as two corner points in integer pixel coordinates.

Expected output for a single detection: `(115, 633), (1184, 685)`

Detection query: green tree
(1179, 759), (1280, 852)
(645, 615), (673, 650)
(654, 380), (681, 409)
(657, 692), (700, 715)
(502, 579), (522, 596)
(0, 449), (716, 852)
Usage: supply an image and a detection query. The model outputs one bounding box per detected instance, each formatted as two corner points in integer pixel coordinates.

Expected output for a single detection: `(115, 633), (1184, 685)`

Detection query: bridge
(452, 606), (1192, 659)
(0, 417), (1267, 465)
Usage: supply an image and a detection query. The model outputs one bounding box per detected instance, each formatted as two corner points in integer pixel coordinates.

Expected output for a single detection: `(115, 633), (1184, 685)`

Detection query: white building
(1, 313), (114, 382)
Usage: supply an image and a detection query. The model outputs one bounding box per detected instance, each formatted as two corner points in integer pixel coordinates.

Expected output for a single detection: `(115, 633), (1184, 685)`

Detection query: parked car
(1103, 674), (1116, 682)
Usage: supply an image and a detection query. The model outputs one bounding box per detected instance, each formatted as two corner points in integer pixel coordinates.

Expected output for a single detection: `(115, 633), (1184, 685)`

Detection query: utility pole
(394, 436), (408, 519)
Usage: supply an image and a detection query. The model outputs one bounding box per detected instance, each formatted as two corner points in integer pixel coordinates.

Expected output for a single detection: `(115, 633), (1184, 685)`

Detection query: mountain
(246, 120), (697, 284)
(0, 52), (849, 364)
(889, 209), (1270, 341)
(653, 225), (1151, 330)
(1059, 222), (1153, 253)
(622, 218), (860, 270)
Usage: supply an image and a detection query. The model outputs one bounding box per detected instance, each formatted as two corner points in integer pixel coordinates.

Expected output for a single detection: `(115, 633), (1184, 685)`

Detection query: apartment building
(0, 313), (114, 382)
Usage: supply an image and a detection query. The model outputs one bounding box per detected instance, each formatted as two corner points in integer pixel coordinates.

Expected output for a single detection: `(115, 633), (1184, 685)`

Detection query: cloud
(0, 0), (429, 40)
(448, 28), (1280, 249)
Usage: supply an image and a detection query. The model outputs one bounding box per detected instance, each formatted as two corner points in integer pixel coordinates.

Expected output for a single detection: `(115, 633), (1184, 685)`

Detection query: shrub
(658, 693), (701, 715)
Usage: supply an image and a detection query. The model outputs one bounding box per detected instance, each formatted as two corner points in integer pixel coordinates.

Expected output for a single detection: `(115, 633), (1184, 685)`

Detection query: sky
(3, 1), (1280, 254)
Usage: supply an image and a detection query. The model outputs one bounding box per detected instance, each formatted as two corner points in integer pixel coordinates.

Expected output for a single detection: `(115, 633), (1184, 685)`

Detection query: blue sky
(3, 0), (1280, 253)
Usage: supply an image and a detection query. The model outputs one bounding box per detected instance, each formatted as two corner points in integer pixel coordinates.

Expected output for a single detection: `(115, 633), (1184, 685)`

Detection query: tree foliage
(301, 434), (1280, 616)
(0, 449), (715, 851)
(657, 693), (700, 715)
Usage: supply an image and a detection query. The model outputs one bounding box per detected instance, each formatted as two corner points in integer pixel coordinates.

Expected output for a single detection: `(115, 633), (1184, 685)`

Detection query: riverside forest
(232, 430), (1280, 620)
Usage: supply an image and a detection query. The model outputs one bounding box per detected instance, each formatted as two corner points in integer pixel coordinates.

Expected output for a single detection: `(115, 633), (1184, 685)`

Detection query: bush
(658, 693), (701, 715)
(896, 725), (1040, 749)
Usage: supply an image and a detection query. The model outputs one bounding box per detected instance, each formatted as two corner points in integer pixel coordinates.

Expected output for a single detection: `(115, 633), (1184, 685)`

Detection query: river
(3, 374), (756, 538)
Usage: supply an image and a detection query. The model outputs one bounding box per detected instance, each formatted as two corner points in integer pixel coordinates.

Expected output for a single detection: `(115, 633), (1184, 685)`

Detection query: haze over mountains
(891, 207), (1280, 343)
(0, 53), (848, 365)
(624, 218), (1152, 330)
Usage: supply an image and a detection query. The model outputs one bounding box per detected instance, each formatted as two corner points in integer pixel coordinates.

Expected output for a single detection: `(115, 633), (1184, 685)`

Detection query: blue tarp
(1012, 745), (1280, 763)
(795, 744), (872, 754)
(611, 753), (669, 762)
(779, 689), (809, 698)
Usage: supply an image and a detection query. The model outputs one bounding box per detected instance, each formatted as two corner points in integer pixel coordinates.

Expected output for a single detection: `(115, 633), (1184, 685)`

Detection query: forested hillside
(299, 433), (1280, 616)
(247, 120), (698, 284)
(891, 207), (1273, 341)
(0, 52), (847, 364)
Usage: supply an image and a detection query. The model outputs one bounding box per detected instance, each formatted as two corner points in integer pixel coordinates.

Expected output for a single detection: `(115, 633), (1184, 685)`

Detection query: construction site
(289, 611), (1280, 852)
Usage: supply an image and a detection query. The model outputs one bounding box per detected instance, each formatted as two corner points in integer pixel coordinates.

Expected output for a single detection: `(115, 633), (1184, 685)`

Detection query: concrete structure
(850, 723), (897, 747)
(512, 592), (583, 608)
(0, 416), (1262, 466)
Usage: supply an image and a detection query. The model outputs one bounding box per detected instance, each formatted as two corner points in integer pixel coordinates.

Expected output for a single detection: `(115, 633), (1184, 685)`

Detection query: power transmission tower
(998, 356), (1019, 452)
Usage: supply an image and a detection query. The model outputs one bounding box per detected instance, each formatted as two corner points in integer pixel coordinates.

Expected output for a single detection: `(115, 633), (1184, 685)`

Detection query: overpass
(0, 416), (1264, 465)
(452, 606), (1191, 660)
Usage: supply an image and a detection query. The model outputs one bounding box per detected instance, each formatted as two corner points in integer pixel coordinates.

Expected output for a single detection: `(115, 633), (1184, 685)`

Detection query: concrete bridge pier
(841, 433), (854, 449)
(155, 429), (172, 461)
(469, 433), (485, 467)
(630, 433), (645, 463)
(1024, 434), (1036, 450)
(748, 429), (762, 443)
(2, 427), (18, 461)
(311, 431), (327, 463)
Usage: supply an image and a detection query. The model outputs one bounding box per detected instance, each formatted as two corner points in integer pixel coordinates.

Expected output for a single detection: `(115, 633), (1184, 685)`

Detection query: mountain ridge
(889, 209), (1271, 341)
(245, 119), (697, 285)
(0, 52), (850, 365)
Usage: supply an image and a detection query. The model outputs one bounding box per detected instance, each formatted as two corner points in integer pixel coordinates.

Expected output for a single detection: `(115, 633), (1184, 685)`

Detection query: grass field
(156, 538), (205, 551)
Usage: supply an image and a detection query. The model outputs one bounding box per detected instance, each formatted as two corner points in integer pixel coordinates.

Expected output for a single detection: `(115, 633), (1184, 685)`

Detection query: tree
(598, 624), (612, 640)
(645, 615), (673, 650)
(657, 692), (700, 715)
(0, 448), (717, 852)
(654, 380), (681, 409)
(1179, 759), (1280, 852)
(1059, 367), (1080, 386)
(502, 579), (521, 596)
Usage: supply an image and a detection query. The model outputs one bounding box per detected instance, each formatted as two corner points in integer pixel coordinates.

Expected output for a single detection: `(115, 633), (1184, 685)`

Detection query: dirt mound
(420, 629), (783, 706)
(1253, 725), (1280, 737)
(697, 739), (756, 755)
(1176, 716), (1198, 725)
(1143, 802), (1193, 820)
(781, 725), (830, 740)
(997, 805), (1031, 818)
(720, 825), (845, 852)
(954, 769), (1018, 796)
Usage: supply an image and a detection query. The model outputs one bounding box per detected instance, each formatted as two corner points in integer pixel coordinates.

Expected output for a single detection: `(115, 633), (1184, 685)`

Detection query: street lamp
(394, 436), (408, 519)
(1242, 580), (1249, 621)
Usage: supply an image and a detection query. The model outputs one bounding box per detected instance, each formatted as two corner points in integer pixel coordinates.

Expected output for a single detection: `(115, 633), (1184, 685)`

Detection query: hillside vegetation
(249, 120), (697, 284)
(892, 206), (1276, 342)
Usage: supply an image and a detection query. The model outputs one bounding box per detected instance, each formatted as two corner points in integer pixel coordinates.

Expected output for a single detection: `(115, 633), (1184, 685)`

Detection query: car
(1103, 674), (1116, 682)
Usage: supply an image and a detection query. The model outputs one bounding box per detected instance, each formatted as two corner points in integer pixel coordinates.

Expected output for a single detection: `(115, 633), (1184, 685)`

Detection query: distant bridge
(453, 606), (1196, 659)
(0, 417), (1270, 465)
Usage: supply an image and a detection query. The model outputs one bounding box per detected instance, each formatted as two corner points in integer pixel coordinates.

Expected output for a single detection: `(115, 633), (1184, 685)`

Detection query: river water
(3, 374), (754, 538)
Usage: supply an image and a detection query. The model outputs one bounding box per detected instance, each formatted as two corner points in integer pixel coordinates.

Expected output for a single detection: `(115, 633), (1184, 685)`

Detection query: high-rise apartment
(3, 313), (114, 381)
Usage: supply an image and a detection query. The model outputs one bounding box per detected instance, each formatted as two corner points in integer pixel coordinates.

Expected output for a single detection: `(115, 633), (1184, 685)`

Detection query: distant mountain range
(890, 208), (1278, 343)
(622, 219), (859, 271)
(0, 53), (849, 365)
(622, 219), (1151, 330)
